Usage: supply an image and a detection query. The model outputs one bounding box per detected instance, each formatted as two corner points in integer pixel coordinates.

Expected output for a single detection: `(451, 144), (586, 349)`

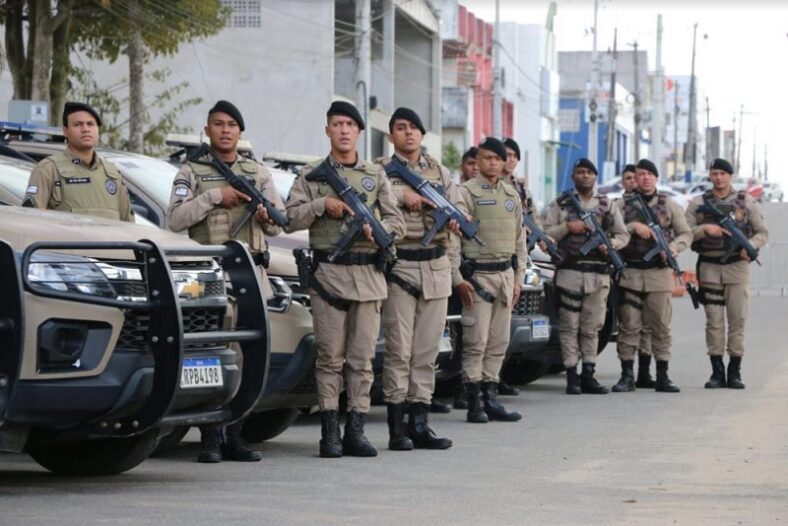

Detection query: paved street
(2, 293), (787, 525)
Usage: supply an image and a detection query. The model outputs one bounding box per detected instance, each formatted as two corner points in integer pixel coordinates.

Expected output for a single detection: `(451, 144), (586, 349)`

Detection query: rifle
(306, 159), (395, 264)
(697, 199), (761, 266)
(523, 212), (563, 264)
(562, 190), (626, 274)
(384, 156), (484, 246)
(191, 143), (289, 236)
(630, 193), (700, 308)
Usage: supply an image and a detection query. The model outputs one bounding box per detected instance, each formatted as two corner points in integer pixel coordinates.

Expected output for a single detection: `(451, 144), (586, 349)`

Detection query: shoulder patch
(174, 186), (189, 197)
(105, 179), (118, 195)
(361, 176), (376, 191)
(504, 198), (516, 212)
(26, 185), (38, 195)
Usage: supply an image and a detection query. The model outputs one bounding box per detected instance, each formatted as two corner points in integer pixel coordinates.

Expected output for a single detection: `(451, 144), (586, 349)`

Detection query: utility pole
(684, 22), (698, 182)
(587, 0), (600, 169)
(629, 40), (641, 161)
(492, 0), (502, 138)
(704, 96), (710, 166)
(673, 80), (680, 179)
(605, 28), (618, 164)
(736, 104), (744, 174)
(355, 0), (372, 160)
(651, 14), (665, 180)
(752, 126), (757, 179)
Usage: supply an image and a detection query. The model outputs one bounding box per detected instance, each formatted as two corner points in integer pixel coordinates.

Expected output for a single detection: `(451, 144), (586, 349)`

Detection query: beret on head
(636, 158), (658, 177)
(209, 100), (245, 131)
(478, 137), (507, 161)
(573, 157), (597, 175)
(327, 100), (365, 130)
(63, 102), (102, 127)
(461, 146), (478, 162)
(389, 107), (425, 134)
(503, 138), (521, 160)
(623, 164), (637, 174)
(710, 158), (734, 175)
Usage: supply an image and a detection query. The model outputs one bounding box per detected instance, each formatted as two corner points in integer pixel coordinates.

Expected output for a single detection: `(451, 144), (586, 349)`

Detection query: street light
(684, 24), (708, 182)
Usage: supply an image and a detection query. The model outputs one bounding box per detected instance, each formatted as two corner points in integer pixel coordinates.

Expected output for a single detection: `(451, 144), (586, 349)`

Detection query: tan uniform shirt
(23, 148), (134, 222)
(685, 191), (769, 284)
(285, 155), (406, 302)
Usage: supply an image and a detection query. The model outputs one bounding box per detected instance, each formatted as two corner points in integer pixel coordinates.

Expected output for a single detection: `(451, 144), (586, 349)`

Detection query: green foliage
(442, 141), (461, 172)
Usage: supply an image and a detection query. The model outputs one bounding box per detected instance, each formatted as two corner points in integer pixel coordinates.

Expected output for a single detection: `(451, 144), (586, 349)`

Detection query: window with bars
(222, 0), (262, 28)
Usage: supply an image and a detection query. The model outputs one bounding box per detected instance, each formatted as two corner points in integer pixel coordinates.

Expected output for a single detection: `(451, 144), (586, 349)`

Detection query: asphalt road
(2, 294), (787, 525)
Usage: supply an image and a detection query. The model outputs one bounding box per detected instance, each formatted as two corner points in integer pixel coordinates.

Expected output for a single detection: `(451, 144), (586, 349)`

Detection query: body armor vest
(621, 191), (671, 259)
(556, 193), (610, 261)
(51, 152), (123, 221)
(308, 159), (382, 253)
(691, 189), (753, 253)
(462, 178), (518, 261)
(187, 156), (265, 252)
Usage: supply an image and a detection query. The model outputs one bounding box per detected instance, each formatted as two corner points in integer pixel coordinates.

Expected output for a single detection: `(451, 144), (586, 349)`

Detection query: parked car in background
(762, 181), (783, 202)
(733, 178), (764, 202)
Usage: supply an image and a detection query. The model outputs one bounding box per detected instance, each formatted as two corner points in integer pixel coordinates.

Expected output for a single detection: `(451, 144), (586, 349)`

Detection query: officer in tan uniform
(22, 102), (134, 222)
(167, 100), (285, 463)
(685, 158), (769, 389)
(612, 159), (691, 393)
(456, 137), (527, 423)
(285, 101), (405, 458)
(544, 158), (629, 395)
(376, 107), (460, 451)
(460, 147), (479, 183)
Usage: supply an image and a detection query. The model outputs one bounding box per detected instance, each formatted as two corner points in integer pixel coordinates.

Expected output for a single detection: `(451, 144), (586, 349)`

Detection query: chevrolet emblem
(179, 280), (205, 299)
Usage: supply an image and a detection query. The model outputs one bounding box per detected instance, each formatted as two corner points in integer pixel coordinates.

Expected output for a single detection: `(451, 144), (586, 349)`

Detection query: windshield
(270, 167), (296, 201)
(100, 151), (178, 206)
(0, 155), (35, 199)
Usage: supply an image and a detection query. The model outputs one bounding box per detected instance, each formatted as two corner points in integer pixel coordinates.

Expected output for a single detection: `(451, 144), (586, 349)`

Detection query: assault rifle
(697, 200), (761, 265)
(562, 190), (626, 274)
(523, 212), (563, 264)
(306, 159), (395, 263)
(191, 143), (289, 236)
(384, 156), (484, 246)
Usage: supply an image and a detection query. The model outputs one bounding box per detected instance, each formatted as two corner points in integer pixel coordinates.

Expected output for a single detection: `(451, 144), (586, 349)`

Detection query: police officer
(456, 137), (527, 423)
(612, 159), (691, 393)
(22, 102), (134, 222)
(285, 101), (405, 458)
(375, 107), (460, 451)
(685, 158), (769, 389)
(616, 164), (655, 388)
(460, 147), (479, 183)
(167, 100), (285, 463)
(544, 158), (630, 394)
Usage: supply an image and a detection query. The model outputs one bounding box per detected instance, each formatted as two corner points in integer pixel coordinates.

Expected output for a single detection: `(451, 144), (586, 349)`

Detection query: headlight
(28, 253), (117, 299)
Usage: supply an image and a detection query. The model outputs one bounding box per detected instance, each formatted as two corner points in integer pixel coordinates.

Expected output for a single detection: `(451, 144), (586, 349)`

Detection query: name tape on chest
(201, 176), (225, 182)
(65, 177), (91, 184)
(476, 199), (497, 206)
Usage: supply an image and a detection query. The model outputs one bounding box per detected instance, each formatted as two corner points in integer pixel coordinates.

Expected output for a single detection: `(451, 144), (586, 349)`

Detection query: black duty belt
(386, 272), (421, 299)
(469, 259), (513, 272)
(698, 254), (743, 265)
(559, 261), (612, 274)
(309, 276), (350, 312)
(625, 260), (664, 270)
(396, 246), (446, 261)
(251, 251), (270, 269)
(313, 250), (378, 266)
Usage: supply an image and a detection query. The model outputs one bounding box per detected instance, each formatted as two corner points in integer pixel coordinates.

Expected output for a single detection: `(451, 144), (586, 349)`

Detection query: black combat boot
(655, 360), (680, 392)
(429, 400), (452, 413)
(565, 366), (581, 395)
(453, 382), (469, 409)
(481, 382), (522, 422)
(342, 411), (378, 457)
(726, 356), (746, 389)
(465, 382), (489, 423)
(319, 410), (343, 458)
(386, 403), (414, 451)
(611, 360), (636, 393)
(197, 424), (223, 463)
(636, 354), (656, 388)
(580, 363), (609, 394)
(704, 355), (727, 389)
(224, 421), (263, 462)
(408, 402), (452, 450)
(497, 380), (520, 396)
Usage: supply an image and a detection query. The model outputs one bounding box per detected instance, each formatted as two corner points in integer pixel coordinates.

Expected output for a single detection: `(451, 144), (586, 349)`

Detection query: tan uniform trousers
(382, 287), (447, 404)
(617, 291), (673, 361)
(461, 269), (514, 383)
(311, 295), (382, 413)
(638, 329), (652, 356)
(556, 269), (610, 368)
(700, 282), (749, 357)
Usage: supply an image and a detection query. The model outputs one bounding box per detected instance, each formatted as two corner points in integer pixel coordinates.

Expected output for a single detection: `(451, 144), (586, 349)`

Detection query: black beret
(208, 100), (245, 131)
(572, 157), (597, 175)
(478, 137), (507, 161)
(461, 146), (478, 162)
(63, 102), (102, 127)
(636, 158), (658, 177)
(710, 158), (734, 175)
(623, 164), (637, 174)
(503, 138), (521, 160)
(327, 101), (365, 130)
(389, 107), (425, 134)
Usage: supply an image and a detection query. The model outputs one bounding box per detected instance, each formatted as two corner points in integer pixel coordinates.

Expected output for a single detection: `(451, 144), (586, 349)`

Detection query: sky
(462, 0), (788, 186)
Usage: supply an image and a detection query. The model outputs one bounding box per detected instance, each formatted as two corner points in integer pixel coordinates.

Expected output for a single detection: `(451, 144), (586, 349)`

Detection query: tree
(442, 141), (461, 173)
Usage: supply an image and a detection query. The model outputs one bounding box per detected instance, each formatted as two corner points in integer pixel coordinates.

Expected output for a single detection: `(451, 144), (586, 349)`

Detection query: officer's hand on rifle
(631, 222), (653, 239)
(361, 223), (374, 244)
(456, 281), (475, 308)
(566, 220), (588, 234)
(703, 223), (730, 238)
(740, 248), (751, 262)
(402, 190), (435, 212)
(447, 218), (462, 236)
(512, 284), (521, 307)
(324, 197), (354, 219)
(255, 204), (273, 224)
(658, 247), (678, 264)
(220, 187), (251, 208)
(598, 244), (608, 256)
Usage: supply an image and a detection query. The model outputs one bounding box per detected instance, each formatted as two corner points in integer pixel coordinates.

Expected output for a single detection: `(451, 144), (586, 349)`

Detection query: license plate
(180, 357), (223, 389)
(532, 319), (550, 340)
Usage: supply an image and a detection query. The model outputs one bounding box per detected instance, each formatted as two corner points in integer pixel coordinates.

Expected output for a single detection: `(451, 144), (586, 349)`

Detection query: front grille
(113, 281), (148, 298)
(512, 289), (544, 316)
(116, 307), (226, 351)
(116, 311), (151, 351)
(203, 280), (225, 297)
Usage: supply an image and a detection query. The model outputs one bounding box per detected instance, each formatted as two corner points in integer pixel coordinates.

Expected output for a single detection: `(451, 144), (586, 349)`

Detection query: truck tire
(241, 408), (300, 443)
(28, 430), (159, 476)
(151, 426), (191, 456)
(501, 359), (552, 385)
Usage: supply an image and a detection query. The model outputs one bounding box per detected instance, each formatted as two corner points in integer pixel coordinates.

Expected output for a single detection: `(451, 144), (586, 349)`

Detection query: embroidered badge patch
(26, 185), (38, 195)
(504, 199), (515, 212)
(174, 187), (189, 197)
(362, 176), (376, 191)
(105, 179), (118, 195)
